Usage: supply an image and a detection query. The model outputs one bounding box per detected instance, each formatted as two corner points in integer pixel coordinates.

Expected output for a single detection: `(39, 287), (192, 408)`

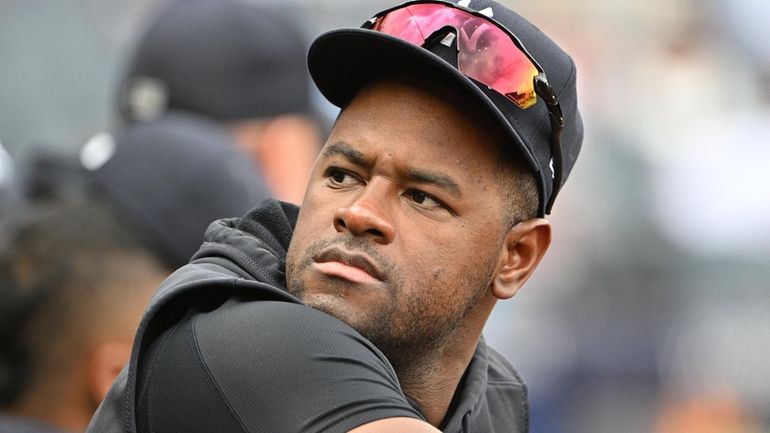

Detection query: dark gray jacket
(86, 199), (529, 433)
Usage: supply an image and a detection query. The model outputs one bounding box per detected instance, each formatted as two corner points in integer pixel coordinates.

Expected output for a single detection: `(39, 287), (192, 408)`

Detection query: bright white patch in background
(652, 110), (770, 257)
(458, 0), (471, 8)
(0, 138), (13, 185)
(721, 0), (770, 70)
(80, 132), (116, 171)
(479, 7), (494, 17)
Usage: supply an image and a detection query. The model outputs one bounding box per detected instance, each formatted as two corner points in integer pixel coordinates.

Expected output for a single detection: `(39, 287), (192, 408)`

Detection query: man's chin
(300, 293), (361, 327)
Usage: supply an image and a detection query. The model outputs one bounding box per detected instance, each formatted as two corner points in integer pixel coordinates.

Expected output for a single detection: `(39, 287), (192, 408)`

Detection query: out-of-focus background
(0, 1), (767, 433)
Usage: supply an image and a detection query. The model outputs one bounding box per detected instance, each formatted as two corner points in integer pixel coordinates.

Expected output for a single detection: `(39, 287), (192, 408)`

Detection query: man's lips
(313, 247), (386, 285)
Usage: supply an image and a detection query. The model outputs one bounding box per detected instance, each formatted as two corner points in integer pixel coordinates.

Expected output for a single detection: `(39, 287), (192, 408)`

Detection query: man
(0, 199), (169, 433)
(118, 0), (321, 203)
(88, 1), (582, 432)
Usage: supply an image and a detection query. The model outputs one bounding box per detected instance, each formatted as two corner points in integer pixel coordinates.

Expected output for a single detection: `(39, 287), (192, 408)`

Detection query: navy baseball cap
(308, 0), (583, 216)
(120, 0), (311, 122)
(84, 112), (270, 268)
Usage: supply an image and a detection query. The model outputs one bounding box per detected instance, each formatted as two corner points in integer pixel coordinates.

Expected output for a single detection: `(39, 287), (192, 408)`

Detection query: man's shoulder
(184, 299), (400, 396)
(135, 299), (422, 433)
(192, 300), (387, 366)
(86, 200), (301, 433)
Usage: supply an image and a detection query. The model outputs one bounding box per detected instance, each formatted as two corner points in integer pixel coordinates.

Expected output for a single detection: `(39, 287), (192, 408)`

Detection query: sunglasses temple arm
(544, 111), (564, 215)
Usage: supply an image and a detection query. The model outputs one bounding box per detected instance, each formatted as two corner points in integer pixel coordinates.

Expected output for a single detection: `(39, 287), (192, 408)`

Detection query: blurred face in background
(231, 114), (322, 204)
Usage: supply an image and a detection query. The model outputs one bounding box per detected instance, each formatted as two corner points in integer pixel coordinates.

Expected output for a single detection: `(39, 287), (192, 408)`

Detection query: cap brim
(307, 28), (545, 210)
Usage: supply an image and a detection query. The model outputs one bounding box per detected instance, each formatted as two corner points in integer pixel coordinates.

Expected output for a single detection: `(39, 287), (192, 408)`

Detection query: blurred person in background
(81, 112), (271, 269)
(0, 198), (169, 433)
(0, 50), (282, 432)
(19, 0), (293, 271)
(116, 0), (323, 204)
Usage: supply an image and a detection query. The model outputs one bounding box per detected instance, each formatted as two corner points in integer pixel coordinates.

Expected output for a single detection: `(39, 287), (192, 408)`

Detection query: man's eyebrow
(408, 168), (462, 198)
(322, 141), (461, 197)
(321, 142), (369, 166)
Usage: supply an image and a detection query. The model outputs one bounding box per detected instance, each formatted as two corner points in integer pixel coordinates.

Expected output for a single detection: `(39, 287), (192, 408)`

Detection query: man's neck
(391, 295), (496, 428)
(399, 348), (477, 427)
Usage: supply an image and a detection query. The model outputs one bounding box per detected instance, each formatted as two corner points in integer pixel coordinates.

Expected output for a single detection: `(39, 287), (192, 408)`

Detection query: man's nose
(333, 184), (395, 244)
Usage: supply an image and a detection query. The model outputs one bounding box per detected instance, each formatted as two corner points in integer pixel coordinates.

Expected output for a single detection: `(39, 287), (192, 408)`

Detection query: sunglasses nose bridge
(422, 25), (461, 68)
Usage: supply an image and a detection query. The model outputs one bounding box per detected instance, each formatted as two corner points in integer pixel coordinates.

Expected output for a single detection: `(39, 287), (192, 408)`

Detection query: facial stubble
(286, 236), (496, 379)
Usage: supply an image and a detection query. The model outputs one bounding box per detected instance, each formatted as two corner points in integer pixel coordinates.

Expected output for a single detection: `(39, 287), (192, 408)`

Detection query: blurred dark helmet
(119, 0), (311, 122)
(83, 112), (270, 268)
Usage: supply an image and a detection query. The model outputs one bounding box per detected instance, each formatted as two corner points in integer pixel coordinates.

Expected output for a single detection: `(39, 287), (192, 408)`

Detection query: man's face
(286, 80), (509, 364)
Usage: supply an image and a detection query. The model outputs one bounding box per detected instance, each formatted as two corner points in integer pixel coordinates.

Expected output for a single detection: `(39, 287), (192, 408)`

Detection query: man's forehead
(332, 88), (507, 171)
(335, 77), (509, 148)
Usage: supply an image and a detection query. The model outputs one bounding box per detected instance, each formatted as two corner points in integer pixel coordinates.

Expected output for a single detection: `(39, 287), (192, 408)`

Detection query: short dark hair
(495, 152), (539, 229)
(0, 198), (166, 406)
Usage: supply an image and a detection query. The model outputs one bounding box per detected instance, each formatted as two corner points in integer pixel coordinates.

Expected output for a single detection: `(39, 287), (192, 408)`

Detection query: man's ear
(491, 218), (551, 300)
(85, 341), (132, 404)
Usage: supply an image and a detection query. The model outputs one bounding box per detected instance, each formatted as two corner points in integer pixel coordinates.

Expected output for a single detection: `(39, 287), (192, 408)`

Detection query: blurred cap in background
(83, 111), (270, 268)
(118, 0), (312, 123)
(114, 0), (322, 205)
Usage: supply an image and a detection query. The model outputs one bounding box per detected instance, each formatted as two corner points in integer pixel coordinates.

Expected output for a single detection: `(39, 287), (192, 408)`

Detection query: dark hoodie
(86, 199), (529, 433)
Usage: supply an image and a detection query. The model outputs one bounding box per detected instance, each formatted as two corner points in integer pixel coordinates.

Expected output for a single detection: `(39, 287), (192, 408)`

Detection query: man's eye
(405, 189), (443, 210)
(331, 170), (347, 183)
(325, 168), (360, 187)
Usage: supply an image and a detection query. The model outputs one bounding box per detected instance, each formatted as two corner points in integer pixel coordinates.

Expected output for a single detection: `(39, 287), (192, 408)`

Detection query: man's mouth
(313, 247), (386, 285)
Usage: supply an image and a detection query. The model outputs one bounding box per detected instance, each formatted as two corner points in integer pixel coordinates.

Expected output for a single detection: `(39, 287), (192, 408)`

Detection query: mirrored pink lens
(374, 3), (539, 108)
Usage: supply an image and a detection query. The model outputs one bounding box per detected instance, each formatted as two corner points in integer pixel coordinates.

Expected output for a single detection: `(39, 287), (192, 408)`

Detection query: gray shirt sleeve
(135, 300), (422, 433)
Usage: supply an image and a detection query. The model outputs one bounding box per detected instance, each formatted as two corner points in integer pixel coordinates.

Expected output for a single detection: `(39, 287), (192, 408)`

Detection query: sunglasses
(363, 0), (566, 214)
